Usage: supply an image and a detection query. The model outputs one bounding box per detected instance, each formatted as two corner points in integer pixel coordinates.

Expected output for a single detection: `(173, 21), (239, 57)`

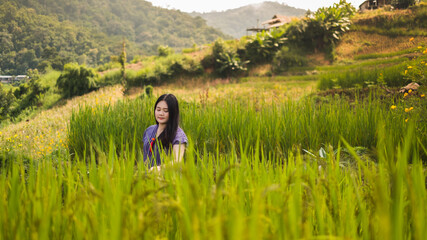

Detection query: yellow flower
(409, 37), (414, 42)
(409, 107), (414, 111)
(26, 136), (29, 139)
(14, 134), (17, 138)
(405, 118), (409, 123)
(404, 70), (408, 75)
(407, 66), (413, 69)
(390, 105), (397, 110)
(404, 93), (408, 97)
(0, 131), (2, 135)
(405, 107), (413, 112)
(421, 94), (425, 98)
(408, 89), (412, 93)
(418, 46), (422, 49)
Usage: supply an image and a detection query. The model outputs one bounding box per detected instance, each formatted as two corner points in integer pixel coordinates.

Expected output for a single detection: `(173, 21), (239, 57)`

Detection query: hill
(189, 1), (306, 38)
(0, 0), (229, 75)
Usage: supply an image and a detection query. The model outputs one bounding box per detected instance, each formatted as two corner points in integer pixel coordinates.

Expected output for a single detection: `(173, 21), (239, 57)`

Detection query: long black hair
(154, 94), (180, 149)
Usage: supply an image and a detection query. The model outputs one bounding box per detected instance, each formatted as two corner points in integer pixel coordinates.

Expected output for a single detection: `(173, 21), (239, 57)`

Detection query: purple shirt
(142, 124), (188, 166)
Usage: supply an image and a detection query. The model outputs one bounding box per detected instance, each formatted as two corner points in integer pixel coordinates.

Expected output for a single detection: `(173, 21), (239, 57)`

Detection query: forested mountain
(0, 0), (228, 75)
(190, 1), (307, 38)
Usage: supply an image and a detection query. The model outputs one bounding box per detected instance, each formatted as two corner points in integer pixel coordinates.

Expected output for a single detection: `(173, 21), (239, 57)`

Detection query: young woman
(142, 94), (187, 170)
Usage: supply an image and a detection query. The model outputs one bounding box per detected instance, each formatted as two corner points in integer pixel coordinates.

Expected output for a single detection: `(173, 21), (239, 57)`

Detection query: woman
(142, 94), (187, 170)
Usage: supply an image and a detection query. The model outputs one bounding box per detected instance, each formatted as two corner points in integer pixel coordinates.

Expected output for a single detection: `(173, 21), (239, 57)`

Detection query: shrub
(285, 0), (355, 56)
(56, 63), (98, 98)
(272, 47), (308, 73)
(245, 29), (287, 64)
(0, 85), (15, 119)
(158, 45), (174, 57)
(145, 85), (153, 97)
(403, 46), (427, 85)
(216, 51), (248, 77)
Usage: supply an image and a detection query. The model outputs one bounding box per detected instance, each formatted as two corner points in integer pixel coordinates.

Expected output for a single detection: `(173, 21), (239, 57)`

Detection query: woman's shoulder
(173, 126), (188, 144)
(143, 124), (157, 136)
(177, 126), (186, 134)
(146, 124), (157, 131)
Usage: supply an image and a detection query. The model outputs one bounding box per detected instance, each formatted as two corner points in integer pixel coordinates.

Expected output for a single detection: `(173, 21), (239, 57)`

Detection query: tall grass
(68, 94), (423, 161)
(1, 122), (426, 239)
(318, 62), (408, 89)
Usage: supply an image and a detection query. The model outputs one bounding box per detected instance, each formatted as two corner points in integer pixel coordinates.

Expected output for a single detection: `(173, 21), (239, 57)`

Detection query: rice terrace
(0, 0), (427, 239)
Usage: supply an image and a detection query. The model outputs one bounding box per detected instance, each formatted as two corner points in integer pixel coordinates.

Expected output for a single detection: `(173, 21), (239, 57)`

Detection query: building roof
(261, 15), (292, 28)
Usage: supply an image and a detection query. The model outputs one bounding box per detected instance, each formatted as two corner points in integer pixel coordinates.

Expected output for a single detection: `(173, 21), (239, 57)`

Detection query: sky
(145, 0), (366, 12)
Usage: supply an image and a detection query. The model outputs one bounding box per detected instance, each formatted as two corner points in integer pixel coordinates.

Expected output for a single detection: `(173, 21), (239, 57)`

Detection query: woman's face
(155, 100), (169, 125)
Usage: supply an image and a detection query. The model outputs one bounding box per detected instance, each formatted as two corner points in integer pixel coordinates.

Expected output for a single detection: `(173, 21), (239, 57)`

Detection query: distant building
(0, 76), (13, 84)
(262, 15), (293, 29)
(359, 0), (392, 11)
(15, 75), (29, 82)
(247, 14), (294, 34)
(0, 75), (29, 84)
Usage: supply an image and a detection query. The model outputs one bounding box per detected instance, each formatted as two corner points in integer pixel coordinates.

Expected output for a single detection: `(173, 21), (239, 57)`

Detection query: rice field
(1, 79), (426, 239)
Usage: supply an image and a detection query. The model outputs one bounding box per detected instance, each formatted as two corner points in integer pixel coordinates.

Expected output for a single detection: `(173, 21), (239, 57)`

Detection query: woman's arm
(173, 144), (186, 163)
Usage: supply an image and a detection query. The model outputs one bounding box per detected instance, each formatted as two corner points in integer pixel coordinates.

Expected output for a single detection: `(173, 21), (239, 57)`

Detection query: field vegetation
(1, 1), (427, 239)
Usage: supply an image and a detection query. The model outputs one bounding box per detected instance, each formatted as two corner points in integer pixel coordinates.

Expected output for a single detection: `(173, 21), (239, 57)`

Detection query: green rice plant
(353, 47), (420, 60)
(68, 93), (425, 162)
(317, 57), (406, 72)
(318, 62), (409, 89)
(1, 119), (426, 239)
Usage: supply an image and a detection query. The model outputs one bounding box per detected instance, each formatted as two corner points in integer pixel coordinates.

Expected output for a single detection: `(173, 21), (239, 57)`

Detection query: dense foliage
(0, 70), (49, 121)
(0, 0), (228, 75)
(201, 39), (248, 77)
(285, 0), (355, 58)
(392, 0), (417, 9)
(0, 2), (114, 75)
(245, 29), (288, 64)
(0, 84), (15, 120)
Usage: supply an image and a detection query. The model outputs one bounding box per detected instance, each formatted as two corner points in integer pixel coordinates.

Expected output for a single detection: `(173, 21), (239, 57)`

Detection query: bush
(0, 85), (15, 120)
(158, 45), (174, 57)
(145, 85), (153, 97)
(285, 0), (355, 56)
(245, 29), (287, 64)
(56, 63), (99, 98)
(201, 39), (248, 77)
(272, 47), (308, 73)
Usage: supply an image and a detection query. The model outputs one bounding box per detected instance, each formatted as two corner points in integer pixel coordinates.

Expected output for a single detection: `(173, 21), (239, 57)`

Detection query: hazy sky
(146, 0), (366, 12)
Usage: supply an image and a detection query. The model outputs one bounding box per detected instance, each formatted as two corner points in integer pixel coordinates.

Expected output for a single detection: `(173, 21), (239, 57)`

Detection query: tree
(0, 84), (15, 119)
(391, 0), (416, 9)
(119, 40), (127, 91)
(56, 63), (98, 98)
(158, 45), (174, 57)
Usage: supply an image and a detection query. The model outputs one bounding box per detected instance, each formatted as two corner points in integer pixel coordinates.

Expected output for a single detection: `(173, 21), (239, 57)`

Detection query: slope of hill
(0, 0), (229, 75)
(189, 1), (306, 38)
